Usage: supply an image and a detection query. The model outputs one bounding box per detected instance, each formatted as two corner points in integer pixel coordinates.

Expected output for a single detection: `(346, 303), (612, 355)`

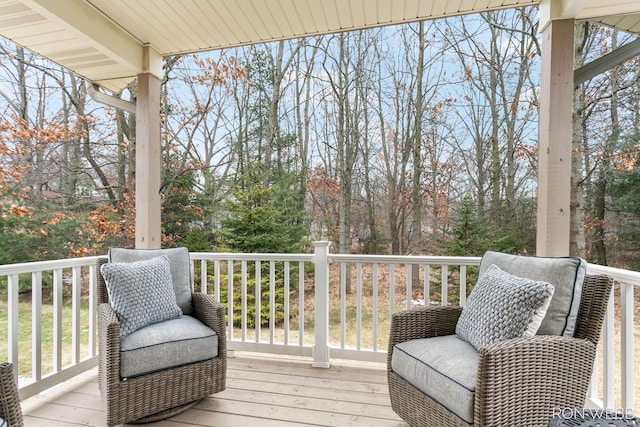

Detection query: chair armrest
(192, 293), (227, 356)
(387, 306), (463, 367)
(475, 335), (597, 426)
(98, 303), (122, 385)
(99, 302), (119, 327)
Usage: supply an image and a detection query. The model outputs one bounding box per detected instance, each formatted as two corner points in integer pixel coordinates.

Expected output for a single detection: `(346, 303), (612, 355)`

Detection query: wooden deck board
(20, 353), (408, 426)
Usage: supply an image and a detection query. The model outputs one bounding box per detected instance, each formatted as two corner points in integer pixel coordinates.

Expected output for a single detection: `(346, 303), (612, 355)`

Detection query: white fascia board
(577, 3), (640, 20)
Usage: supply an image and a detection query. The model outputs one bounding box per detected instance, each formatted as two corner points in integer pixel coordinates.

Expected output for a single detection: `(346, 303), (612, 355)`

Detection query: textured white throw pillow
(100, 256), (182, 337)
(456, 264), (555, 350)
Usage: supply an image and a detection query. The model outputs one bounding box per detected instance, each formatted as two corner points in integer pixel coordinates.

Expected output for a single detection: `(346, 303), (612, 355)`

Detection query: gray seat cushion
(109, 247), (193, 315)
(392, 335), (478, 424)
(120, 315), (218, 378)
(479, 251), (586, 337)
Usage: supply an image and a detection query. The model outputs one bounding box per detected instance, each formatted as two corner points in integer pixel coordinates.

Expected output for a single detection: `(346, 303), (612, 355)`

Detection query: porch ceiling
(1, 0), (640, 93)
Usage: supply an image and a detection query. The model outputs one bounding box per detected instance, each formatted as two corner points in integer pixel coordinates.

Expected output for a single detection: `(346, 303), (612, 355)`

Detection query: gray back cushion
(479, 251), (586, 337)
(109, 247), (193, 315)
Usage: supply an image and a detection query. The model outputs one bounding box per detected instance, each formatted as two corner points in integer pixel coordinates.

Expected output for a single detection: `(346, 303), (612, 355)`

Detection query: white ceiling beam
(19, 0), (156, 79)
(575, 37), (640, 85)
(559, 0), (592, 18)
(539, 0), (590, 30)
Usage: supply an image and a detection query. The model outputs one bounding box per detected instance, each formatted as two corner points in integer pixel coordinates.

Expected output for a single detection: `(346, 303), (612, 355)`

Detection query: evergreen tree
(221, 164), (307, 253)
(441, 196), (492, 256)
(607, 134), (640, 270)
(162, 171), (211, 249)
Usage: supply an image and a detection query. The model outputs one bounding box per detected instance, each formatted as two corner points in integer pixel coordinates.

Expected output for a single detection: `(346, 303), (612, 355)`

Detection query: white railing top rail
(189, 252), (314, 262)
(0, 256), (103, 275)
(587, 263), (640, 286)
(328, 253), (483, 265)
(3, 255), (637, 282)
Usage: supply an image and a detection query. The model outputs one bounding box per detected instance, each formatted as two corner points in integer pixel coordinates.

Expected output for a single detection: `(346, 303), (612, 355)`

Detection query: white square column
(135, 46), (163, 249)
(536, 18), (575, 256)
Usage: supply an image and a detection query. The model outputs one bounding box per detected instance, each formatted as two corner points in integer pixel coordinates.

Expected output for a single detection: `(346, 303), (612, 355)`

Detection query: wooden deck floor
(20, 353), (409, 426)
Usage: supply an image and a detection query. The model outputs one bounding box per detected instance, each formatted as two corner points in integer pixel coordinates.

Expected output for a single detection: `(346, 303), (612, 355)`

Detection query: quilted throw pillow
(456, 264), (555, 350)
(100, 255), (182, 337)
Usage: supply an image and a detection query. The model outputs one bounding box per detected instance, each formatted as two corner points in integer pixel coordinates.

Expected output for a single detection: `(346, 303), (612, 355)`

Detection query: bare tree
(441, 8), (540, 249)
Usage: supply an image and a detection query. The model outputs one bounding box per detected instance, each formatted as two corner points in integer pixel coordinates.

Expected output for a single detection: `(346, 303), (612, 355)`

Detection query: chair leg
(128, 399), (201, 424)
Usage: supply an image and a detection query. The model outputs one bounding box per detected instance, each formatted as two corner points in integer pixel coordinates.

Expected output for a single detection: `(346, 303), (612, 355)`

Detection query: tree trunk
(263, 41), (285, 189)
(337, 35), (353, 292)
(411, 21), (425, 283)
(592, 30), (621, 265)
(61, 71), (80, 205)
(488, 27), (501, 228)
(570, 22), (588, 258)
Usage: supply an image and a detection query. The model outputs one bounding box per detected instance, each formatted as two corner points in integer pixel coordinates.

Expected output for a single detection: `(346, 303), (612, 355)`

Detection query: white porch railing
(0, 256), (101, 399)
(189, 250), (315, 360)
(584, 264), (639, 413)
(0, 243), (637, 414)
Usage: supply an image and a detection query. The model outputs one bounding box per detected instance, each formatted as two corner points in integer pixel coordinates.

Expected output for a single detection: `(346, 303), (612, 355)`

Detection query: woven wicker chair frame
(387, 274), (613, 427)
(0, 362), (23, 427)
(97, 258), (227, 426)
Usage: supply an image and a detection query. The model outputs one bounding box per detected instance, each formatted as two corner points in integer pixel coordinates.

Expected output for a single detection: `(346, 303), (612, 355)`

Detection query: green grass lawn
(0, 300), (92, 377)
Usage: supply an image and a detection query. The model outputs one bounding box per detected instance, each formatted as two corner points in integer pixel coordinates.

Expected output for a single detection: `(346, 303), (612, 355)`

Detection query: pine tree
(441, 196), (492, 256)
(221, 165), (307, 253)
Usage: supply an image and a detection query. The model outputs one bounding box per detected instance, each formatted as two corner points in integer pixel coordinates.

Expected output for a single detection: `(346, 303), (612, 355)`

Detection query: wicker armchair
(0, 363), (23, 427)
(97, 248), (227, 426)
(388, 273), (613, 427)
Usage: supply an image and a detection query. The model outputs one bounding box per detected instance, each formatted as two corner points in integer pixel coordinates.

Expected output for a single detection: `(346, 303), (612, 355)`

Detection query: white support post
(135, 71), (161, 249)
(536, 17), (575, 256)
(312, 241), (331, 368)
